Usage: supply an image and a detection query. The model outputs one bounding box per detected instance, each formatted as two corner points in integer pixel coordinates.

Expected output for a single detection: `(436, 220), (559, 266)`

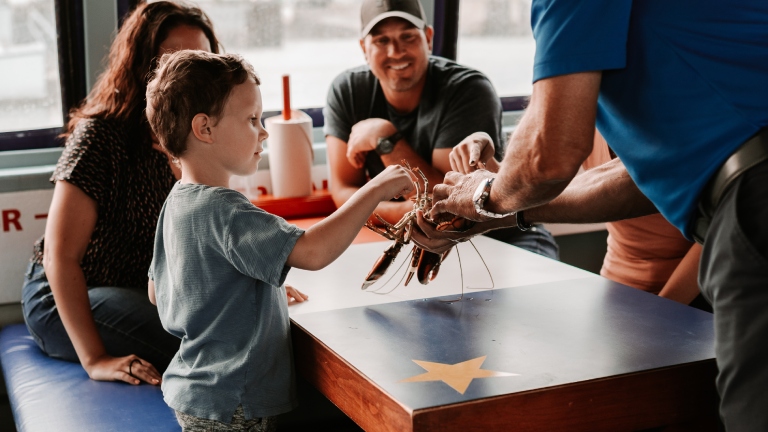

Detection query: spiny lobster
(361, 161), (474, 290)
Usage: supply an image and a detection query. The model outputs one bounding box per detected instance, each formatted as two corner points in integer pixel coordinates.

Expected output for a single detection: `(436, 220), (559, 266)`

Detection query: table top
(291, 278), (715, 412)
(286, 235), (598, 316)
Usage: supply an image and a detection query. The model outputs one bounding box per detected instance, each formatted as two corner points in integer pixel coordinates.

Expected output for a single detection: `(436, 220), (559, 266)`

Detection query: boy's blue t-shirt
(149, 183), (304, 422)
(531, 0), (768, 237)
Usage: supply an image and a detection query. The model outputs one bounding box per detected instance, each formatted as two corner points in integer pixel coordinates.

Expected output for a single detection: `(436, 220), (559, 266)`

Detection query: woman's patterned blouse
(33, 118), (176, 289)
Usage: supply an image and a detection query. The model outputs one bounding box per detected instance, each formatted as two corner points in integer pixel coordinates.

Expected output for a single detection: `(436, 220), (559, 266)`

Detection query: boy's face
(212, 79), (268, 177)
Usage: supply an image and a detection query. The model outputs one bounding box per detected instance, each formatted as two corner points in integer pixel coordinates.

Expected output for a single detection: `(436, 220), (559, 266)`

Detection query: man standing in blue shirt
(420, 1), (768, 430)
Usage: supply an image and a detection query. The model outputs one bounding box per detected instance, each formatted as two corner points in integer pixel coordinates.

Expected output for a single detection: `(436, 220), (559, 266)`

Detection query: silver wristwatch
(472, 177), (515, 219)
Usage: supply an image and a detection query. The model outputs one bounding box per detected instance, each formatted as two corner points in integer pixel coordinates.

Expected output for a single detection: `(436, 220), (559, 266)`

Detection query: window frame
(1, 0), (529, 151)
(0, 0), (87, 152)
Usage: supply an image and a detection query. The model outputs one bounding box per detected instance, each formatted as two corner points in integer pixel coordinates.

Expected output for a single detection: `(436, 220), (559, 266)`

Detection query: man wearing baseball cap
(323, 0), (559, 259)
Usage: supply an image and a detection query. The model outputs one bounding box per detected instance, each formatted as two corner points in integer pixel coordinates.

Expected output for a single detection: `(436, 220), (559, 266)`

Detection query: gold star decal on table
(400, 356), (518, 394)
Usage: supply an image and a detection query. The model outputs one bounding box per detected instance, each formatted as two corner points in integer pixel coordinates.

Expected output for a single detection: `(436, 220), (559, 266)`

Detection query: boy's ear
(191, 113), (214, 144)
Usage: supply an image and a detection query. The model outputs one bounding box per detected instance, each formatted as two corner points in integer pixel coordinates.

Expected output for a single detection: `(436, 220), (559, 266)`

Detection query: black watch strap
(516, 210), (533, 231)
(375, 131), (401, 155)
(388, 131), (402, 145)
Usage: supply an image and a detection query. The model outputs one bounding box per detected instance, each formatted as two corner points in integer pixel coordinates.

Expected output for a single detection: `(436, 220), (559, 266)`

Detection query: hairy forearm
(487, 132), (585, 214)
(484, 73), (602, 215)
(523, 158), (658, 224)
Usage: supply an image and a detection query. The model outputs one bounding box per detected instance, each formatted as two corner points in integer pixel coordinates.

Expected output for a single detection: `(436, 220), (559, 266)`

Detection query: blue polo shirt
(150, 183), (304, 422)
(531, 0), (768, 237)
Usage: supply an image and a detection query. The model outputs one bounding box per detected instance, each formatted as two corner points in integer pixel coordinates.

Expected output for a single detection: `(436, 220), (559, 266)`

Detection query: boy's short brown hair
(146, 51), (259, 157)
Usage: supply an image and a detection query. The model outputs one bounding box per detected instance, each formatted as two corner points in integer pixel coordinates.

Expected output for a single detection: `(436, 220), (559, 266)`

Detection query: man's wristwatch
(375, 131), (402, 155)
(472, 177), (515, 219)
(516, 210), (533, 231)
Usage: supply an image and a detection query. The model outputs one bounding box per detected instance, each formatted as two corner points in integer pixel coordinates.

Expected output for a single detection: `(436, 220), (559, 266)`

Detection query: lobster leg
(415, 248), (445, 285)
(404, 247), (421, 286)
(361, 241), (404, 290)
(365, 222), (398, 241)
(426, 249), (451, 282)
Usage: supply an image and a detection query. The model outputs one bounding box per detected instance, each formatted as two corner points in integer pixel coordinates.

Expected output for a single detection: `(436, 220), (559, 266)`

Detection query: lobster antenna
(466, 239), (495, 291)
(440, 245), (464, 303)
(368, 253), (410, 295)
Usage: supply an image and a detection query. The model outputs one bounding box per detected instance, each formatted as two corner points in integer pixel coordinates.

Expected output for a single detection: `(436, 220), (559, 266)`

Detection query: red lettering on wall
(2, 209), (22, 232)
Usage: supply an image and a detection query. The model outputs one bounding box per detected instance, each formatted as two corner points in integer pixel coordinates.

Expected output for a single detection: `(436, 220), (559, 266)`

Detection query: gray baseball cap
(360, 0), (427, 38)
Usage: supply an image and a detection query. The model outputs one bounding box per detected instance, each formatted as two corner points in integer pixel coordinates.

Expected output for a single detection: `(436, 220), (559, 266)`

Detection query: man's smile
(389, 62), (410, 70)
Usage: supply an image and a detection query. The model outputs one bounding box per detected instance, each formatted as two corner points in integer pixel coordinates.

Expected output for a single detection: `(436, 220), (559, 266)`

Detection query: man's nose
(387, 40), (404, 57)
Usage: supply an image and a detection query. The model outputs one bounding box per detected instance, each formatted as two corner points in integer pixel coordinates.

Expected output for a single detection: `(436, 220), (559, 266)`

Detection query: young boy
(145, 51), (413, 431)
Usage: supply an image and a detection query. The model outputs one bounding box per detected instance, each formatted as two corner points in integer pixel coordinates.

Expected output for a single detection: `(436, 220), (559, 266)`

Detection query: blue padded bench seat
(0, 324), (180, 432)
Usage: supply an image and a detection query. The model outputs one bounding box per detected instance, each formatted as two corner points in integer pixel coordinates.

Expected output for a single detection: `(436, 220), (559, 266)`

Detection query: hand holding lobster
(362, 161), (474, 290)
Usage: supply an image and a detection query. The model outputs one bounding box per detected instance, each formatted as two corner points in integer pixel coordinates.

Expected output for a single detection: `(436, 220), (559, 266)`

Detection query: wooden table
(285, 236), (718, 432)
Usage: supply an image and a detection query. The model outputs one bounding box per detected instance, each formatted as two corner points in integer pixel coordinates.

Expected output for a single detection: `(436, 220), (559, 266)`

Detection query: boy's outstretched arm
(286, 165), (414, 270)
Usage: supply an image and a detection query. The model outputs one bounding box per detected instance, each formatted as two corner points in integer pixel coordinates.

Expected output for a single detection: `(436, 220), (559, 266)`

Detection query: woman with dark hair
(21, 1), (220, 385)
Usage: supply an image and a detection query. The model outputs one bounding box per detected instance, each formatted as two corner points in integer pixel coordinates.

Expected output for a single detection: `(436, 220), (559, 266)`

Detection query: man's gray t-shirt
(323, 56), (503, 179)
(149, 183), (304, 422)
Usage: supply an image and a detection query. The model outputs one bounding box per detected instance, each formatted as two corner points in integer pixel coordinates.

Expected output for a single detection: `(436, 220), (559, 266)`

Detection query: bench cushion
(0, 324), (179, 432)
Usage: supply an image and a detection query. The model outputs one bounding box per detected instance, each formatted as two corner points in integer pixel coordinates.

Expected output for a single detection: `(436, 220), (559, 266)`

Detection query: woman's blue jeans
(21, 262), (179, 372)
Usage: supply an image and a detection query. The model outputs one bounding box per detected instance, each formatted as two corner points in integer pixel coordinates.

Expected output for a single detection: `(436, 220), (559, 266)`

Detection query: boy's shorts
(175, 405), (276, 432)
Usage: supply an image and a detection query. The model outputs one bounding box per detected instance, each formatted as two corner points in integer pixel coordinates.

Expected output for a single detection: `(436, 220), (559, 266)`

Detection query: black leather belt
(693, 127), (768, 244)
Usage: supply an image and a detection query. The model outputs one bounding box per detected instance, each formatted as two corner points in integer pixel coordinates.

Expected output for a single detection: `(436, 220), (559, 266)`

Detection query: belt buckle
(693, 127), (768, 244)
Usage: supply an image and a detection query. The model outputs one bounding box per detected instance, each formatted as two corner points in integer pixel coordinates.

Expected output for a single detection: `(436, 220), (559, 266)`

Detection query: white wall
(0, 189), (54, 304)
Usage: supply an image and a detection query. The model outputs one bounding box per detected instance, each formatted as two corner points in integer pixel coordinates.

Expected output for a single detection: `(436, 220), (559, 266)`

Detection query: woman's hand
(449, 132), (498, 173)
(85, 354), (161, 386)
(286, 284), (308, 304)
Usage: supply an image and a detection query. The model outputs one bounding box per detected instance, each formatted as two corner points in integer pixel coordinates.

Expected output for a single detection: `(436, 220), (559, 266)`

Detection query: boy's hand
(370, 165), (415, 200)
(286, 284), (308, 304)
